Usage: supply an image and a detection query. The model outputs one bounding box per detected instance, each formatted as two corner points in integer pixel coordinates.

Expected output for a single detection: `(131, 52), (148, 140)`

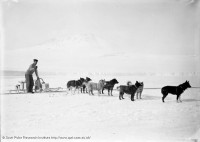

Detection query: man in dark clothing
(25, 59), (39, 93)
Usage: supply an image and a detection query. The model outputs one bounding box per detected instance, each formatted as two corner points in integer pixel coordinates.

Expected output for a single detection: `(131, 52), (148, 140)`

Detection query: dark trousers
(25, 74), (34, 92)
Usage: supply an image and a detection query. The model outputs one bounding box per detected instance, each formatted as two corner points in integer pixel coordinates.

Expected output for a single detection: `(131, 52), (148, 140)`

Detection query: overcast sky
(1, 0), (200, 74)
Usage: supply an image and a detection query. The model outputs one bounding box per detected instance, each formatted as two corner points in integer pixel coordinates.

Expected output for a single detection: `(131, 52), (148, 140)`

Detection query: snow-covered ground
(1, 87), (200, 142)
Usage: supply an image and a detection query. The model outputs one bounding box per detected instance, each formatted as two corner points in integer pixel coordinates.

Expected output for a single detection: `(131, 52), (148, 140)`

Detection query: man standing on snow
(25, 59), (39, 93)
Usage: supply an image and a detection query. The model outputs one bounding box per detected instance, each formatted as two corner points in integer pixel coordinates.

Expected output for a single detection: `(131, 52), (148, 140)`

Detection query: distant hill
(1, 70), (56, 76)
(1, 70), (25, 76)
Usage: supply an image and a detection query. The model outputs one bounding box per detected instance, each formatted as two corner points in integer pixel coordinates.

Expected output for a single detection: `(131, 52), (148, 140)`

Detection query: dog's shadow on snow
(88, 94), (200, 103)
(99, 94), (119, 98)
(181, 99), (200, 103)
(141, 95), (161, 101)
(142, 94), (200, 103)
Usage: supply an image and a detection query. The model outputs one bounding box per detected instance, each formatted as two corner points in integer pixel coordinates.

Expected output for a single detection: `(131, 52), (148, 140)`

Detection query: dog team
(66, 77), (191, 103)
(25, 59), (191, 103)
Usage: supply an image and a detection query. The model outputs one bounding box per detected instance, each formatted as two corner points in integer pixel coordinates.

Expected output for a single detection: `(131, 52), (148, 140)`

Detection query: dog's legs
(76, 87), (79, 94)
(176, 95), (179, 103)
(131, 93), (135, 101)
(179, 95), (182, 102)
(69, 87), (73, 94)
(88, 89), (92, 95)
(70, 87), (73, 94)
(161, 88), (168, 103)
(78, 87), (81, 94)
(91, 90), (94, 95)
(71, 87), (75, 95)
(139, 92), (142, 99)
(177, 94), (181, 103)
(108, 89), (110, 96)
(162, 92), (168, 103)
(73, 87), (76, 95)
(66, 87), (70, 95)
(119, 92), (124, 100)
(162, 94), (167, 103)
(78, 87), (80, 94)
(136, 92), (138, 99)
(66, 88), (68, 94)
(76, 87), (80, 94)
(111, 88), (113, 96)
(121, 92), (125, 99)
(111, 89), (113, 96)
(102, 88), (104, 94)
(83, 86), (86, 93)
(83, 86), (87, 93)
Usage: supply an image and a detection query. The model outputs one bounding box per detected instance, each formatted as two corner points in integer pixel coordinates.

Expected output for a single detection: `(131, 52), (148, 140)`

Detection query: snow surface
(1, 88), (200, 142)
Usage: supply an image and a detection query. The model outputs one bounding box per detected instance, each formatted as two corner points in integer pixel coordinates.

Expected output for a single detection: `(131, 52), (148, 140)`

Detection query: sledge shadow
(98, 94), (119, 98)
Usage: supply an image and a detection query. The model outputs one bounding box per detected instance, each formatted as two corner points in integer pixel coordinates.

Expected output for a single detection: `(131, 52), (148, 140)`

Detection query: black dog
(161, 80), (191, 103)
(67, 78), (85, 91)
(102, 78), (119, 96)
(118, 81), (142, 101)
(81, 77), (92, 93)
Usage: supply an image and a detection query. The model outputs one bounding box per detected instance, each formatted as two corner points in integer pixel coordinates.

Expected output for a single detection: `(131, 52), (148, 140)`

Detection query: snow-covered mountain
(4, 33), (116, 73)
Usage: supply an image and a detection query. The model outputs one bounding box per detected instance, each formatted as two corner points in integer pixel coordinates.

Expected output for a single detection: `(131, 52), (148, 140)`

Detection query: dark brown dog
(102, 78), (119, 96)
(118, 81), (142, 101)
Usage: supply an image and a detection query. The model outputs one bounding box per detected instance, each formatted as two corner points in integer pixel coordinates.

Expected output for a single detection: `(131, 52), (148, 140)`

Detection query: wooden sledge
(5, 78), (64, 94)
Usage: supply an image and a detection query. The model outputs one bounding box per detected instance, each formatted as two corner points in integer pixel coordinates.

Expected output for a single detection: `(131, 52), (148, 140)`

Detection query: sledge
(5, 78), (64, 94)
